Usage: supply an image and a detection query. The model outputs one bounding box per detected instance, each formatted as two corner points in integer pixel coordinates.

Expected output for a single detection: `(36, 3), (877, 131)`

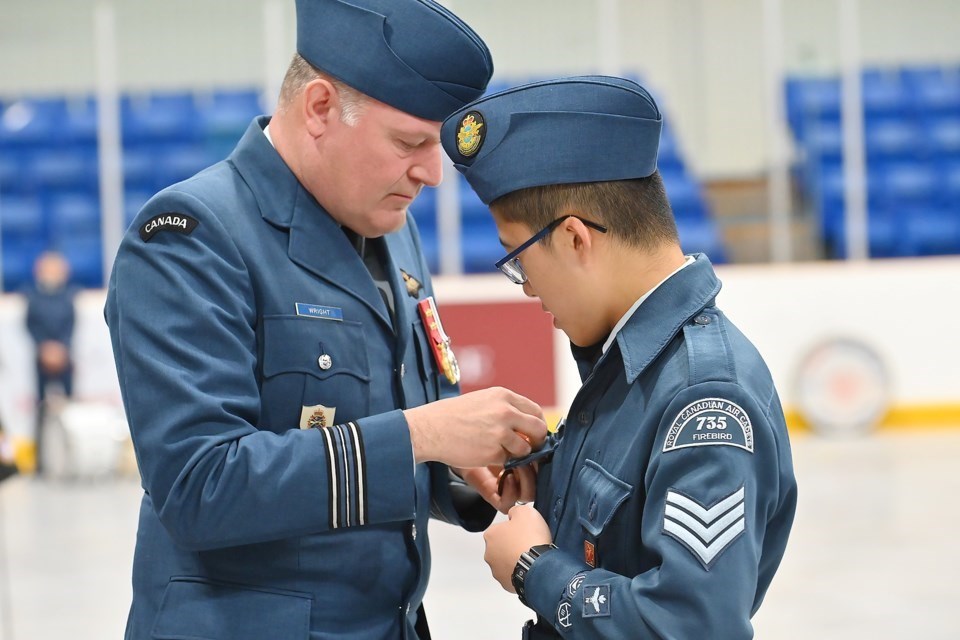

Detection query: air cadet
(441, 77), (798, 639)
(105, 1), (545, 639)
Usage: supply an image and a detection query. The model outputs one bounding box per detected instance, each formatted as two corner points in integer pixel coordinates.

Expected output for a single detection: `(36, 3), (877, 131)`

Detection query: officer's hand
(457, 465), (537, 514)
(483, 505), (552, 592)
(404, 387), (547, 467)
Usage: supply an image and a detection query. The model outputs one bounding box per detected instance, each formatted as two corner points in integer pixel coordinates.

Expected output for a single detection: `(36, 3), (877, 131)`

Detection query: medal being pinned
(416, 296), (460, 385)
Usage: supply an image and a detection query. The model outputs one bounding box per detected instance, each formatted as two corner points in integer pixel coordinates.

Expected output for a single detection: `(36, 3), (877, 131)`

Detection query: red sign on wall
(441, 300), (556, 408)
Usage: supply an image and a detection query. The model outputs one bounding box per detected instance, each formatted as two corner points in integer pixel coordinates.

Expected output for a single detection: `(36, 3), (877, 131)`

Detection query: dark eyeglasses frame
(493, 215), (608, 284)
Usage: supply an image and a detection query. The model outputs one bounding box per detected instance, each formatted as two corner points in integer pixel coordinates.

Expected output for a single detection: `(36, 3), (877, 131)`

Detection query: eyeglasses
(494, 215), (608, 284)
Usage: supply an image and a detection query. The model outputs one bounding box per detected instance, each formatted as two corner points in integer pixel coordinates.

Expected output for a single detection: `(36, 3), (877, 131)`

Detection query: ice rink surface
(0, 428), (957, 639)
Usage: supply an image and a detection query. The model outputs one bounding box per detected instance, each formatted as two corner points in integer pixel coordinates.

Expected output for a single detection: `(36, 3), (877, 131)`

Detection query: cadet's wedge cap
(441, 76), (663, 205)
(296, 0), (493, 122)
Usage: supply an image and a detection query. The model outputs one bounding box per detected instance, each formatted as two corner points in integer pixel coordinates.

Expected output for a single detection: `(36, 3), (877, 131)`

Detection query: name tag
(295, 303), (343, 321)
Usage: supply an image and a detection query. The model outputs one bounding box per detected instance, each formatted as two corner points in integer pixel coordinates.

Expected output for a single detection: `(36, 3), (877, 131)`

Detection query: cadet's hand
(484, 505), (552, 592)
(457, 465), (537, 514)
(404, 387), (547, 467)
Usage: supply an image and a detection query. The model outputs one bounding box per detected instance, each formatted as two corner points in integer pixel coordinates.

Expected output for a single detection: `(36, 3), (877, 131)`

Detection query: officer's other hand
(456, 465), (537, 514)
(404, 387), (547, 467)
(483, 505), (552, 592)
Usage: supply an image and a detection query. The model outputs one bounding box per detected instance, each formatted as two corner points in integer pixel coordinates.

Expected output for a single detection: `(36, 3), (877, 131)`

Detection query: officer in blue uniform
(440, 77), (798, 639)
(105, 2), (545, 638)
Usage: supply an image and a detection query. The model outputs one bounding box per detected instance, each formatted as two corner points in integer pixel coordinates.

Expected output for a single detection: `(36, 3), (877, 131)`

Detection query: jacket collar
(615, 253), (722, 383)
(230, 117), (392, 331)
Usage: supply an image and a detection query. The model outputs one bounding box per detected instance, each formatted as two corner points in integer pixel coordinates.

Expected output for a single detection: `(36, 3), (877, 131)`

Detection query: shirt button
(411, 523), (417, 540)
(406, 604), (411, 615)
(318, 354), (333, 370)
(553, 497), (562, 517)
(578, 411), (590, 425)
(400, 363), (406, 378)
(694, 314), (711, 326)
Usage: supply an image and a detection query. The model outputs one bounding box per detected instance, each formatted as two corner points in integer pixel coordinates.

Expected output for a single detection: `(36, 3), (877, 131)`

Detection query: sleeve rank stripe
(317, 422), (367, 529)
(665, 486), (745, 524)
(348, 421), (368, 526)
(320, 425), (339, 529)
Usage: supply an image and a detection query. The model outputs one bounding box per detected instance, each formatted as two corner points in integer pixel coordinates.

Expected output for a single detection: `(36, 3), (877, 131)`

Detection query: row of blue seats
(800, 116), (960, 163)
(786, 66), (960, 136)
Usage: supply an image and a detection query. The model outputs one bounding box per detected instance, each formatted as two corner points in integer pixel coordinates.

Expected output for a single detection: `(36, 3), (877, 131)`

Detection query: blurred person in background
(25, 250), (76, 478)
(442, 77), (797, 639)
(104, 1), (544, 638)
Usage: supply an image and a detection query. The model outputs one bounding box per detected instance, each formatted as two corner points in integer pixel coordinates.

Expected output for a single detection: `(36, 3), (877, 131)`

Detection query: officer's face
(313, 97), (443, 237)
(490, 210), (610, 347)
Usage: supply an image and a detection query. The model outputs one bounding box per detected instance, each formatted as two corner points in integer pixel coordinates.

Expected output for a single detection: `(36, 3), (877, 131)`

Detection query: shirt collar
(601, 255), (695, 354)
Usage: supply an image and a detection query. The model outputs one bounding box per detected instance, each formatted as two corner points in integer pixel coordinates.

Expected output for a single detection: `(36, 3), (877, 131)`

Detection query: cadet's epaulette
(682, 307), (736, 386)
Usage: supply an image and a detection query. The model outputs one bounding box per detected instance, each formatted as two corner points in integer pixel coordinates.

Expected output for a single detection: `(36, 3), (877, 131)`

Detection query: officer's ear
(302, 79), (337, 138)
(556, 209), (599, 260)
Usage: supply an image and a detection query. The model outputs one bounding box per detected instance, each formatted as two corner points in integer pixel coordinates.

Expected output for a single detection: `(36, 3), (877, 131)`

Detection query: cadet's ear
(557, 211), (599, 259)
(302, 79), (337, 138)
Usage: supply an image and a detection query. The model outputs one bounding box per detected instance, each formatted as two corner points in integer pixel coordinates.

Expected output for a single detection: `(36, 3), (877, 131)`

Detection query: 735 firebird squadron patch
(662, 397), (754, 453)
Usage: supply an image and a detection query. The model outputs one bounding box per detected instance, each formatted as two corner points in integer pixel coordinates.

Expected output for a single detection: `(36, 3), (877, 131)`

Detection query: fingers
(501, 430), (534, 459)
(513, 465), (537, 503)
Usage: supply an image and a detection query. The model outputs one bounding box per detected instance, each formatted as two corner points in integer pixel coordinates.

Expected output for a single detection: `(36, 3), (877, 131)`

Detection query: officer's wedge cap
(441, 76), (663, 205)
(296, 0), (493, 122)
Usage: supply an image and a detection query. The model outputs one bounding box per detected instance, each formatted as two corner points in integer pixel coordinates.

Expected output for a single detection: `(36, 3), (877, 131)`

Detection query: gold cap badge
(456, 111), (485, 158)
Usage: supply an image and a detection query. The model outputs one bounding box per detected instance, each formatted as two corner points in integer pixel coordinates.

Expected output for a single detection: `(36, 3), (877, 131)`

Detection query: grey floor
(0, 429), (957, 639)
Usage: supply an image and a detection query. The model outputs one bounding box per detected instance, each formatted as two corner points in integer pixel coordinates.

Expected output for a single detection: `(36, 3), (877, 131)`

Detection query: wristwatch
(512, 543), (557, 605)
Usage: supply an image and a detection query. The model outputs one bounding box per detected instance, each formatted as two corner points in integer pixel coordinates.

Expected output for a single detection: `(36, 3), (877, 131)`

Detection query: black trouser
(415, 604), (431, 640)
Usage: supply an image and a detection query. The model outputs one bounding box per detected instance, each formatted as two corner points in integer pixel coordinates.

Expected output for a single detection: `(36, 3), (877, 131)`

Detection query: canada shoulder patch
(662, 397), (754, 454)
(140, 213), (199, 242)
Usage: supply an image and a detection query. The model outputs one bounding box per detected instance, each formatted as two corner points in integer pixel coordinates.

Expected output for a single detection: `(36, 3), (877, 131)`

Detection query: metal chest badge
(416, 296), (460, 385)
(456, 111), (485, 158)
(300, 404), (336, 430)
(400, 269), (422, 298)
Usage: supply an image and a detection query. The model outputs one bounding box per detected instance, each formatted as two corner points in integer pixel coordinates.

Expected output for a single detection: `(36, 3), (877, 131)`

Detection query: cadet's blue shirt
(525, 255), (797, 639)
(105, 117), (488, 640)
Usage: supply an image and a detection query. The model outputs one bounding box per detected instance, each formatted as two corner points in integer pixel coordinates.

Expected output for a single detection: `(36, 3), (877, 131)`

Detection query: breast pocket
(152, 577), (311, 640)
(411, 317), (441, 403)
(576, 459), (633, 564)
(261, 316), (371, 429)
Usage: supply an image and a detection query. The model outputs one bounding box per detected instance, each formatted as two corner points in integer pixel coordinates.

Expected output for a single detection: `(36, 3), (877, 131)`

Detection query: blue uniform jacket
(105, 117), (490, 640)
(524, 255), (797, 639)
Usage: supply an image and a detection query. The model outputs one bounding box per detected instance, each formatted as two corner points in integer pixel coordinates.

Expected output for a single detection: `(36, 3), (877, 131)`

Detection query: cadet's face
(320, 99), (443, 237)
(491, 211), (604, 347)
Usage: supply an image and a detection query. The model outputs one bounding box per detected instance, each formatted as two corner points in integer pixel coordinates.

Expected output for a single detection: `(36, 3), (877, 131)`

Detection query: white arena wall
(1, 256), (958, 443)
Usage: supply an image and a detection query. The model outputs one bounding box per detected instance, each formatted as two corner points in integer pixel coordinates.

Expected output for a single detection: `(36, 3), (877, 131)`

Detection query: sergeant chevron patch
(662, 486), (746, 570)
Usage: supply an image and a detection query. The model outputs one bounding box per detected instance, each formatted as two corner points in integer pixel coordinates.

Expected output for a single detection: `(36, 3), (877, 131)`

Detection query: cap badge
(456, 111), (485, 157)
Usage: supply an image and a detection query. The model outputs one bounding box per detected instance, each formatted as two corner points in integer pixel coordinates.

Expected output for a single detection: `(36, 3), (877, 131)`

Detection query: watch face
(794, 337), (890, 436)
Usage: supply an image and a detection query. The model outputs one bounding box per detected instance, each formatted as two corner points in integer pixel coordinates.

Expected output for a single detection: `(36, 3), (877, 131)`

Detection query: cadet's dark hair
(489, 172), (679, 250)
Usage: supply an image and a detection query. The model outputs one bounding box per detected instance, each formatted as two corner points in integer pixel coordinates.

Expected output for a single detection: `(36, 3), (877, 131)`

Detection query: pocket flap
(262, 315), (369, 381)
(576, 459), (633, 537)
(152, 577), (312, 640)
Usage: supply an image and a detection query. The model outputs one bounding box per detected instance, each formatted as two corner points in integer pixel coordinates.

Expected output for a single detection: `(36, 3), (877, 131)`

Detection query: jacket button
(588, 497), (598, 520)
(400, 363), (406, 378)
(694, 315), (711, 326)
(578, 411), (590, 425)
(318, 354), (333, 370)
(411, 523), (417, 540)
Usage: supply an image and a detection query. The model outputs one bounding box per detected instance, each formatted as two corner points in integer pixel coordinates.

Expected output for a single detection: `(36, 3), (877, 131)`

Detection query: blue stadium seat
(122, 146), (160, 192)
(865, 119), (922, 162)
(0, 237), (45, 292)
(459, 181), (489, 223)
(677, 218), (726, 264)
(873, 162), (938, 208)
(57, 236), (103, 288)
(657, 124), (685, 174)
(924, 117), (960, 158)
(0, 152), (25, 194)
(661, 171), (707, 220)
(63, 96), (99, 146)
(197, 89), (264, 143)
(0, 98), (67, 148)
(900, 207), (960, 256)
(785, 77), (841, 139)
(903, 66), (960, 115)
(408, 186), (437, 231)
(124, 189), (154, 226)
(47, 193), (101, 242)
(461, 216), (502, 274)
(122, 91), (200, 144)
(862, 68), (910, 120)
(153, 144), (220, 189)
(0, 195), (44, 238)
(28, 148), (99, 192)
